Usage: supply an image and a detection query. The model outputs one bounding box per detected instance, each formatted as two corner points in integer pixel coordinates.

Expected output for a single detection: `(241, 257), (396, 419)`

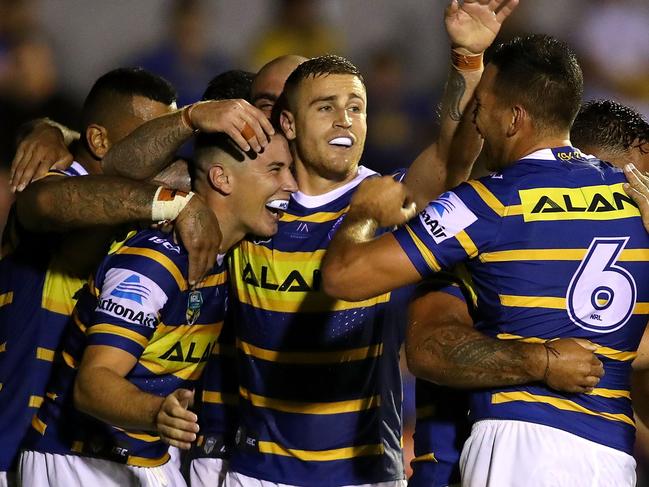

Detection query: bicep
(79, 345), (138, 378)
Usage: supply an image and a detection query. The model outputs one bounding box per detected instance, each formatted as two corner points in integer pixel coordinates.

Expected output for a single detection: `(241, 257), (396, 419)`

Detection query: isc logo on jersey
(96, 268), (168, 328)
(420, 191), (477, 243)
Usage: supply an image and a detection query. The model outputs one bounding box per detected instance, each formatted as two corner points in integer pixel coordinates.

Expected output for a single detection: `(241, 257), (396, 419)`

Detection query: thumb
(175, 388), (195, 409)
(401, 201), (418, 221)
(445, 0), (459, 18)
(572, 338), (598, 351)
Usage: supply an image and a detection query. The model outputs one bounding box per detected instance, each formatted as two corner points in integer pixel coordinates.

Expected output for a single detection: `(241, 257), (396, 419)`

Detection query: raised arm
(102, 99), (275, 180)
(404, 0), (518, 209)
(407, 289), (604, 392)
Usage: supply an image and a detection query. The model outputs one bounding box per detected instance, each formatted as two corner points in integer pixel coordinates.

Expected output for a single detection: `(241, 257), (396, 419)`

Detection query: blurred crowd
(0, 0), (648, 479)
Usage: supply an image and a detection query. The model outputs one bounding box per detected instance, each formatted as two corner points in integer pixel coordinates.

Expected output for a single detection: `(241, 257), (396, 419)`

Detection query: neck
(202, 190), (244, 254)
(73, 144), (103, 175)
(294, 157), (359, 196)
(508, 131), (572, 163)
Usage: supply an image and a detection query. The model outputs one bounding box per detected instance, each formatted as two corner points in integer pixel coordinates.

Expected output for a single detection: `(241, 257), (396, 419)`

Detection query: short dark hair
(274, 54), (364, 122)
(571, 99), (649, 155)
(202, 70), (255, 102)
(81, 67), (176, 128)
(490, 34), (583, 132)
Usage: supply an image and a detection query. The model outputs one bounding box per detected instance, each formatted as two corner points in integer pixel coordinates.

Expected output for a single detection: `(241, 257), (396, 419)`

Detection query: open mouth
(265, 199), (289, 220)
(328, 136), (353, 148)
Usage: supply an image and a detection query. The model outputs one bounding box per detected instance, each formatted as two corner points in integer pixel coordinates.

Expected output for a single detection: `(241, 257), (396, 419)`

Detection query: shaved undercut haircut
(81, 67), (176, 129)
(490, 34), (583, 134)
(272, 54), (364, 124)
(572, 99), (649, 156)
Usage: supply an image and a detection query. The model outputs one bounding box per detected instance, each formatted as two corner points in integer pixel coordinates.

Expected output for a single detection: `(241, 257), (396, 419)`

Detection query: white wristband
(151, 187), (195, 222)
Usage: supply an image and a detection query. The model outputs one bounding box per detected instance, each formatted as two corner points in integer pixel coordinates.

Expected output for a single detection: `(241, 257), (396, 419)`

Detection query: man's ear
(208, 164), (232, 195)
(280, 109), (296, 141)
(86, 124), (110, 159)
(507, 105), (526, 137)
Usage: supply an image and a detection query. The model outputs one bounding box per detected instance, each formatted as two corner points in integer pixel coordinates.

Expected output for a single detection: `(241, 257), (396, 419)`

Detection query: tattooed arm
(406, 290), (605, 393)
(403, 0), (518, 209)
(102, 99), (274, 180)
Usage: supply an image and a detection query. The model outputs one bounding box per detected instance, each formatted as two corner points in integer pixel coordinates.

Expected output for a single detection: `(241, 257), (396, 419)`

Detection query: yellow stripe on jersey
(411, 452), (438, 463)
(499, 294), (566, 309)
(87, 323), (149, 349)
(0, 342), (5, 353)
(0, 291), (13, 308)
(280, 207), (348, 224)
(202, 391), (238, 405)
(28, 395), (43, 408)
(237, 339), (383, 364)
(40, 256), (86, 315)
(492, 391), (635, 427)
(404, 226), (441, 272)
(36, 347), (55, 362)
(456, 230), (479, 258)
(73, 311), (87, 333)
(138, 322), (221, 380)
(238, 240), (327, 263)
(62, 351), (79, 369)
(481, 248), (649, 262)
(32, 415), (47, 435)
(415, 404), (436, 420)
(239, 387), (380, 415)
(258, 440), (384, 461)
(519, 184), (640, 222)
(496, 333), (637, 362)
(196, 271), (228, 288)
(587, 388), (631, 399)
(121, 430), (160, 443)
(115, 246), (186, 291)
(126, 453), (170, 468)
(467, 180), (523, 217)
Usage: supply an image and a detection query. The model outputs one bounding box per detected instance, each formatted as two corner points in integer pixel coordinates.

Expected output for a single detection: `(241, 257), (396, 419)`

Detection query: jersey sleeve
(393, 181), (502, 278)
(86, 255), (182, 359)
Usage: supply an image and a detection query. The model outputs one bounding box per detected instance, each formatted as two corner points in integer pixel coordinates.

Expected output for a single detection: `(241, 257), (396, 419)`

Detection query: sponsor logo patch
(110, 274), (150, 304)
(419, 191), (477, 243)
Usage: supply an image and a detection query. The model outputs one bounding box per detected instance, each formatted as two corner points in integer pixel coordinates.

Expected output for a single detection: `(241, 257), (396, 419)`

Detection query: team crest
(186, 290), (203, 325)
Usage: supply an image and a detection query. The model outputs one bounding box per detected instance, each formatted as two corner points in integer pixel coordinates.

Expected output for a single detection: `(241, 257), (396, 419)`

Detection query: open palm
(445, 0), (519, 54)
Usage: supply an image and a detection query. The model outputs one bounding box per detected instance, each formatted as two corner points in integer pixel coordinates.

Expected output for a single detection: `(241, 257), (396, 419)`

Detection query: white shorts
(189, 458), (228, 487)
(225, 471), (407, 487)
(0, 471), (16, 487)
(19, 450), (187, 487)
(459, 419), (636, 487)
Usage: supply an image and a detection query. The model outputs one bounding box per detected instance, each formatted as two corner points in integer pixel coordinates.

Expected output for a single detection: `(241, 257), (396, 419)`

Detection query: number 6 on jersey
(567, 237), (637, 333)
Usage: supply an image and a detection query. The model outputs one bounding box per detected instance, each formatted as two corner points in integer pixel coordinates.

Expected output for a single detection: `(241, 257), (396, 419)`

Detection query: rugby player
(18, 127), (297, 486)
(407, 98), (649, 487)
(250, 54), (308, 117)
(321, 34), (649, 486)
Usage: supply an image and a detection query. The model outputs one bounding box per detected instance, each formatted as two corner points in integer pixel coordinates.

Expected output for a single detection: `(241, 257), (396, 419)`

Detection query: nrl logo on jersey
(419, 191), (477, 243)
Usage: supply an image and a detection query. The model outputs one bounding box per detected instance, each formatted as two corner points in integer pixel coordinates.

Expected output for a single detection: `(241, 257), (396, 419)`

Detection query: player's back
(458, 147), (649, 454)
(0, 162), (90, 471)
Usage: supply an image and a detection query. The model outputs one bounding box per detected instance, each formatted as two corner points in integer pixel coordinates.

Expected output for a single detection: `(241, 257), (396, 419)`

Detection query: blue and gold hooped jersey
(394, 147), (649, 455)
(229, 166), (411, 486)
(23, 228), (227, 467)
(0, 162), (89, 471)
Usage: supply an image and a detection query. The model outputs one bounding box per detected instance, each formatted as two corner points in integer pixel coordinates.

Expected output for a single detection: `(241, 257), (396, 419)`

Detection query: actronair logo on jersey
(97, 268), (168, 329)
(420, 191), (477, 243)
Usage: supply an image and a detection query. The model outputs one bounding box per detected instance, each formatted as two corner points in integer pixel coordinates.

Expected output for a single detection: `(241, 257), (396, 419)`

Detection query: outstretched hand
(445, 0), (519, 54)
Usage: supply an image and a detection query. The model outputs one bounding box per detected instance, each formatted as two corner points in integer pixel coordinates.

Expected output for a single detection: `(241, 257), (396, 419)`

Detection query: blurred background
(1, 0), (648, 480)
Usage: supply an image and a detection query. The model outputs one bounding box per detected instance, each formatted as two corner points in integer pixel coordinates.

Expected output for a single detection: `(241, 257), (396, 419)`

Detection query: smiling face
(283, 73), (367, 182)
(229, 134), (297, 237)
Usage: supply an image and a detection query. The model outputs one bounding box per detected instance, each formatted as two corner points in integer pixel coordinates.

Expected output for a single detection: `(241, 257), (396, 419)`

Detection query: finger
(9, 145), (26, 185)
(400, 201), (418, 221)
(160, 435), (193, 450)
(583, 375), (600, 388)
(445, 0), (459, 19)
(572, 338), (598, 351)
(11, 146), (34, 192)
(252, 106), (276, 138)
(33, 159), (54, 182)
(174, 388), (195, 410)
(239, 117), (263, 153)
(159, 414), (199, 436)
(187, 242), (205, 287)
(494, 0), (519, 23)
(225, 126), (251, 153)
